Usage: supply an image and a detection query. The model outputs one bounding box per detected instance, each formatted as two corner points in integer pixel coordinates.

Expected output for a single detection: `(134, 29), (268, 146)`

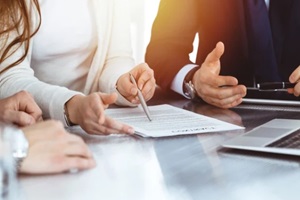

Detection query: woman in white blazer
(0, 0), (156, 135)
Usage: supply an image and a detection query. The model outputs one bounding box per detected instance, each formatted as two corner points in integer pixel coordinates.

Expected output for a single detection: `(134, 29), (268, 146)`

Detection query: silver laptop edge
(222, 119), (300, 156)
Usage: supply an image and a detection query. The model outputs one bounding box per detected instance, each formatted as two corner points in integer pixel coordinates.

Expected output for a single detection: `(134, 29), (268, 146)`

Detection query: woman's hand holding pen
(116, 63), (156, 104)
(65, 93), (134, 135)
(193, 42), (246, 108)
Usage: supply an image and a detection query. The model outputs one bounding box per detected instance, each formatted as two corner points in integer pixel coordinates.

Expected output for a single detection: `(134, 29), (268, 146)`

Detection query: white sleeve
(171, 64), (199, 98)
(98, 0), (136, 107)
(0, 46), (82, 127)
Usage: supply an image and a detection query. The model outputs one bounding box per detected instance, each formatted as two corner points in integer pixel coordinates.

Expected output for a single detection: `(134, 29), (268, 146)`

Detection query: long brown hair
(0, 0), (41, 73)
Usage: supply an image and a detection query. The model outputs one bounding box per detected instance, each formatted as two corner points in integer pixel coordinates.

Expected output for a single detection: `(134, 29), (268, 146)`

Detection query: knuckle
(18, 90), (33, 99)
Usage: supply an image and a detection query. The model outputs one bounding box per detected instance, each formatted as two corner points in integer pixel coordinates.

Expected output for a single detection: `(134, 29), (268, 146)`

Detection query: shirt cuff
(170, 64), (199, 98)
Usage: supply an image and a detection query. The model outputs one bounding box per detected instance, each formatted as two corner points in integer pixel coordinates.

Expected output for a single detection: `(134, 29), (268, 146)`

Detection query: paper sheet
(105, 104), (244, 137)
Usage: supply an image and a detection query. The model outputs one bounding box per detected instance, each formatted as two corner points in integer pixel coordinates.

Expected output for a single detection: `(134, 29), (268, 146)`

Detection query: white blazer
(0, 0), (136, 126)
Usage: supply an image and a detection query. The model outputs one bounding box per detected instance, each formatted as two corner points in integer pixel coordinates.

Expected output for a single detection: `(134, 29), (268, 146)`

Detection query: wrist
(64, 95), (84, 126)
(183, 67), (199, 100)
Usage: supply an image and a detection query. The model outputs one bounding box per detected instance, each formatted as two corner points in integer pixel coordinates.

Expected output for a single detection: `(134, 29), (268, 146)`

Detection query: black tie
(244, 0), (281, 83)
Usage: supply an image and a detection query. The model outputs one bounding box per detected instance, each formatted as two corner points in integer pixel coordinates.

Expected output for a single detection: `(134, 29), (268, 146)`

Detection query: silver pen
(129, 73), (152, 121)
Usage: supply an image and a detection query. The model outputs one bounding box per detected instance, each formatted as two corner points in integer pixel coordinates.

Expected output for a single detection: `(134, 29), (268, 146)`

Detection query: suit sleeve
(145, 0), (199, 91)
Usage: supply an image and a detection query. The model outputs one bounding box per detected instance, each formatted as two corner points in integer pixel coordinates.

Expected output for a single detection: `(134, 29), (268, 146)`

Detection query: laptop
(242, 87), (300, 106)
(222, 119), (300, 156)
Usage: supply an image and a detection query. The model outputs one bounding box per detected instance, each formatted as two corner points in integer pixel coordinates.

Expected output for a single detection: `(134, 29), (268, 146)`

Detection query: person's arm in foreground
(0, 91), (42, 126)
(65, 92), (135, 135)
(20, 120), (96, 174)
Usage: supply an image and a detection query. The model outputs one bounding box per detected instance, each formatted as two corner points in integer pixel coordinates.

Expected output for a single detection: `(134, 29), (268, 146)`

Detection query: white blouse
(32, 0), (97, 92)
(0, 0), (135, 126)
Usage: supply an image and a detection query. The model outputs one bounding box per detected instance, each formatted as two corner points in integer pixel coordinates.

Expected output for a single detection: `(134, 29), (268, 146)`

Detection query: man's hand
(288, 66), (300, 96)
(192, 42), (247, 108)
(0, 91), (42, 126)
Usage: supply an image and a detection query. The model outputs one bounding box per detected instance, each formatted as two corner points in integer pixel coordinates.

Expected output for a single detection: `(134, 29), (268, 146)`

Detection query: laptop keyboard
(267, 129), (300, 149)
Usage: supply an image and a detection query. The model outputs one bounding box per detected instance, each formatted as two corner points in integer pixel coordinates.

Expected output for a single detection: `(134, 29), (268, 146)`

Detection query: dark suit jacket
(145, 0), (300, 90)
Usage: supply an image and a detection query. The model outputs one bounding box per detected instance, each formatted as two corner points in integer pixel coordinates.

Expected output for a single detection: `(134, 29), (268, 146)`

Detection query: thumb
(204, 42), (224, 64)
(99, 93), (118, 105)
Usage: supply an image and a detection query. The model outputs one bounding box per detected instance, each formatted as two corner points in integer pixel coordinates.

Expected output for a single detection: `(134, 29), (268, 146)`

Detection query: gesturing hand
(66, 92), (134, 135)
(193, 42), (247, 108)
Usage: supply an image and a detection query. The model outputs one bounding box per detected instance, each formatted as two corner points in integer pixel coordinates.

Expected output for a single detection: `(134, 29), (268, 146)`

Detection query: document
(105, 104), (244, 137)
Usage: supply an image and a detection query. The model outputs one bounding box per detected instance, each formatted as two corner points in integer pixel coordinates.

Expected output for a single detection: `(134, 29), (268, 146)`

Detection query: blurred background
(130, 0), (160, 63)
(130, 0), (198, 64)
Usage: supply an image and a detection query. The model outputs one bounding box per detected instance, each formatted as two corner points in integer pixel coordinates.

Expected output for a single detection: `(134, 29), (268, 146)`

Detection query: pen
(129, 73), (152, 121)
(257, 82), (296, 90)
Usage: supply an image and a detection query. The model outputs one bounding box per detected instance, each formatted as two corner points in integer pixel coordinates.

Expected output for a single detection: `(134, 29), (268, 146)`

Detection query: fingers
(103, 116), (135, 134)
(73, 92), (136, 135)
(2, 110), (35, 126)
(141, 80), (156, 101)
(20, 131), (96, 174)
(63, 142), (93, 158)
(135, 63), (154, 89)
(289, 65), (300, 96)
(198, 84), (247, 108)
(63, 157), (96, 172)
(193, 42), (246, 108)
(116, 63), (156, 104)
(202, 94), (244, 109)
(289, 65), (300, 83)
(292, 83), (300, 97)
(130, 64), (155, 103)
(84, 117), (134, 135)
(99, 93), (118, 106)
(139, 72), (156, 102)
(209, 75), (238, 88)
(15, 91), (43, 122)
(203, 42), (225, 66)
(0, 91), (42, 126)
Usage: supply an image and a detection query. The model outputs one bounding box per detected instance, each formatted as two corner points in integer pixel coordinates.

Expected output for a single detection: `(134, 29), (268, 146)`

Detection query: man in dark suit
(146, 0), (300, 108)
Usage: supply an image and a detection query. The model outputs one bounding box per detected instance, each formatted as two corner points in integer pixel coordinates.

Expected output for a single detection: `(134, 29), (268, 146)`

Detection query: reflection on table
(19, 91), (300, 200)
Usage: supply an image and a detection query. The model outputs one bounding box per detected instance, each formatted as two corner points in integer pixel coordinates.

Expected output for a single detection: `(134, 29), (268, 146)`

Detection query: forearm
(0, 66), (81, 126)
(98, 0), (135, 106)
